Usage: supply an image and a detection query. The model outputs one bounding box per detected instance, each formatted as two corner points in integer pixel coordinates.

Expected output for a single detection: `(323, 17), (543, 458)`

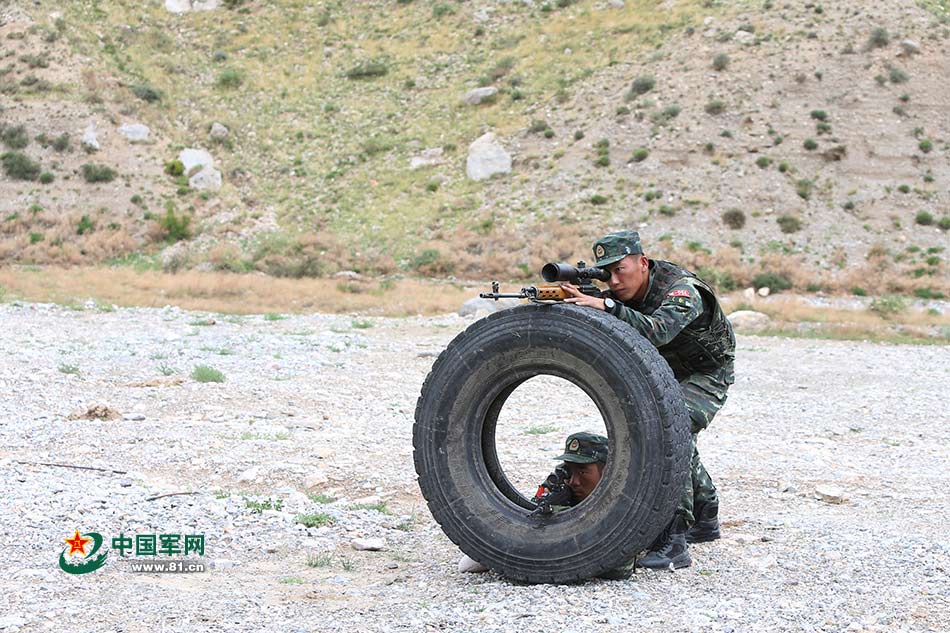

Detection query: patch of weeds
(216, 69), (243, 88)
(627, 75), (655, 99)
(39, 172), (53, 184)
(796, 179), (813, 200)
(590, 194), (608, 205)
(76, 215), (95, 235)
(752, 272), (792, 292)
(157, 363), (176, 376)
(851, 287), (868, 296)
(351, 319), (373, 329)
(914, 287), (946, 299)
(888, 67), (909, 84)
(630, 147), (650, 163)
(159, 204), (192, 242)
(918, 139), (933, 153)
(721, 209), (746, 229)
(803, 138), (818, 151)
(58, 363), (81, 376)
(525, 424), (557, 435)
(778, 161), (790, 173)
(131, 83), (162, 103)
(866, 27), (890, 50)
(306, 553), (333, 568)
(869, 295), (906, 319)
(712, 53), (730, 71)
(705, 100), (725, 115)
(81, 163), (117, 183)
(1, 151), (40, 180)
(340, 557), (355, 571)
(352, 502), (392, 515)
(280, 577), (305, 585)
(528, 119), (551, 135)
(755, 156), (772, 169)
(308, 493), (336, 504)
(2, 124), (29, 149)
(297, 513), (334, 528)
(345, 60), (388, 80)
(264, 313), (286, 321)
(809, 110), (828, 121)
(245, 497), (284, 513)
(165, 160), (184, 176)
(777, 214), (803, 233)
(915, 211), (933, 226)
(593, 139), (610, 167)
(938, 217), (950, 231)
(29, 232), (43, 244)
(191, 365), (225, 383)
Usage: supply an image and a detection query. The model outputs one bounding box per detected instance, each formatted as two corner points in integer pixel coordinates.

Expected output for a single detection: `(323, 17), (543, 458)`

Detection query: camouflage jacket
(605, 259), (735, 380)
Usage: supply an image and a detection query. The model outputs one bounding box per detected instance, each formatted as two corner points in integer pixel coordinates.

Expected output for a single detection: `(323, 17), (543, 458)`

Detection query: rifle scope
(541, 261), (610, 283)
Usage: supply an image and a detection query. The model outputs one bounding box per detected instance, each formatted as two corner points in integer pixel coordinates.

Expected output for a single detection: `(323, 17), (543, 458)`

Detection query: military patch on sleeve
(666, 289), (691, 298)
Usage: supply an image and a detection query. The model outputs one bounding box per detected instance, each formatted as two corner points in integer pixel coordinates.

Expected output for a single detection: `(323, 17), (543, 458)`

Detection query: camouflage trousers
(675, 362), (733, 526)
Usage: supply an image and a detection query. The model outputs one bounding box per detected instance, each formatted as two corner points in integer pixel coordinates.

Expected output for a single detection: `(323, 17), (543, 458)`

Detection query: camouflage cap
(554, 432), (609, 464)
(592, 230), (643, 267)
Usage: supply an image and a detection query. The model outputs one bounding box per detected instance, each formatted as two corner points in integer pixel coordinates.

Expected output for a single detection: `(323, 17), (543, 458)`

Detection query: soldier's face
(566, 462), (603, 502)
(606, 255), (649, 302)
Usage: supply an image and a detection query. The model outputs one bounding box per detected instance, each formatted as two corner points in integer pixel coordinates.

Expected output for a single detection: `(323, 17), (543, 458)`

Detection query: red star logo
(64, 530), (91, 556)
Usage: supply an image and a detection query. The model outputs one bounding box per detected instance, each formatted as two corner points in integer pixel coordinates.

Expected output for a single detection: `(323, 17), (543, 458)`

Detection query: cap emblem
(594, 245), (605, 258)
(568, 439), (580, 451)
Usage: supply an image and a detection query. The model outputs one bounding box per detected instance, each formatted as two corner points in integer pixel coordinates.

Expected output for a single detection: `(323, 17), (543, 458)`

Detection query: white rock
(352, 538), (385, 551)
(165, 0), (220, 13)
(238, 467), (259, 483)
(82, 122), (100, 151)
(816, 485), (845, 504)
(899, 39), (920, 56)
(189, 167), (222, 191)
(462, 87), (498, 106)
(352, 495), (381, 506)
(178, 148), (215, 176)
(757, 286), (771, 297)
(209, 122), (230, 140)
(409, 147), (444, 170)
(458, 554), (489, 573)
(734, 30), (755, 45)
(466, 132), (511, 181)
(608, 0), (625, 8)
(727, 310), (771, 333)
(459, 296), (521, 317)
(742, 287), (755, 301)
(118, 123), (150, 143)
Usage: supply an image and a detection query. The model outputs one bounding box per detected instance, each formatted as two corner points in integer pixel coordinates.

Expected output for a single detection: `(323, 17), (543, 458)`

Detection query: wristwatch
(603, 297), (617, 314)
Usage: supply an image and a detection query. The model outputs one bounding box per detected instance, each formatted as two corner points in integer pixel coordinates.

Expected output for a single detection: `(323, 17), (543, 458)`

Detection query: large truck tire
(413, 303), (691, 584)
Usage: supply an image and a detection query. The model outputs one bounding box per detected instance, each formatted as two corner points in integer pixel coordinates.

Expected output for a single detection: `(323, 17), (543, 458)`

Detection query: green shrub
(697, 266), (736, 292)
(704, 100), (725, 115)
(29, 232), (43, 244)
(573, 130), (585, 141)
(165, 159), (185, 176)
(938, 217), (950, 231)
(869, 295), (906, 318)
(528, 119), (550, 134)
(914, 287), (946, 299)
(1, 124), (29, 149)
(345, 60), (388, 79)
(81, 163), (117, 183)
(39, 171), (53, 184)
(131, 83), (162, 102)
(76, 215), (95, 235)
(803, 138), (818, 150)
(851, 286), (868, 296)
(867, 27), (890, 49)
(629, 75), (655, 96)
(796, 179), (813, 200)
(630, 147), (650, 163)
(721, 208), (746, 229)
(590, 194), (608, 205)
(432, 3), (456, 17)
(816, 122), (832, 135)
(918, 139), (933, 153)
(712, 53), (730, 71)
(777, 214), (802, 233)
(897, 184), (910, 194)
(888, 67), (908, 84)
(296, 513), (333, 527)
(809, 110), (828, 121)
(778, 161), (790, 173)
(160, 205), (192, 242)
(752, 272), (792, 292)
(217, 69), (243, 88)
(192, 365), (225, 383)
(915, 210), (934, 226)
(755, 156), (772, 169)
(1, 151), (40, 180)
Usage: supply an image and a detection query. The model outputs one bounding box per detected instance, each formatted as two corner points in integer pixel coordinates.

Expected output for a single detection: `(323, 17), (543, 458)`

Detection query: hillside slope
(0, 0), (947, 295)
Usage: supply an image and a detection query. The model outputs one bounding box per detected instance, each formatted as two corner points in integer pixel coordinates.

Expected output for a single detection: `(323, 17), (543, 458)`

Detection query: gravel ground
(2, 301), (948, 633)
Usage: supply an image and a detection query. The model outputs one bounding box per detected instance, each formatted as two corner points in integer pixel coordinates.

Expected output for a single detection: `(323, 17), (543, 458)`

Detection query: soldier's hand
(561, 283), (606, 311)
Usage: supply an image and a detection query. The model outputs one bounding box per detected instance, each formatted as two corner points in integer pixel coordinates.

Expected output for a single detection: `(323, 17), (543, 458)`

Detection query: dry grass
(0, 266), (475, 317)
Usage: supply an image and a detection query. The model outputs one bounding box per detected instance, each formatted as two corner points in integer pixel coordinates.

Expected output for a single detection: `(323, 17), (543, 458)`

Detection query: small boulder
(82, 122), (100, 152)
(734, 30), (755, 45)
(302, 471), (329, 490)
(466, 132), (511, 181)
(165, 0), (220, 13)
(458, 554), (489, 573)
(815, 485), (845, 504)
(352, 538), (385, 551)
(899, 39), (920, 56)
(462, 87), (498, 106)
(757, 287), (771, 297)
(727, 310), (771, 333)
(459, 296), (521, 317)
(178, 148), (214, 176)
(742, 287), (755, 301)
(409, 147), (444, 170)
(118, 123), (150, 143)
(189, 167), (222, 191)
(209, 122), (230, 141)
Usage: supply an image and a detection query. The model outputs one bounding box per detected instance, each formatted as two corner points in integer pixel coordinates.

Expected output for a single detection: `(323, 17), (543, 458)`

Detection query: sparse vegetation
(217, 68), (244, 89)
(2, 125), (29, 149)
(712, 53), (730, 71)
(345, 60), (388, 79)
(755, 156), (772, 169)
(753, 272), (792, 292)
(866, 27), (890, 49)
(777, 215), (803, 234)
(628, 75), (655, 97)
(81, 163), (117, 183)
(721, 209), (746, 229)
(1, 151), (40, 180)
(918, 139), (933, 153)
(803, 138), (818, 151)
(192, 365), (225, 383)
(705, 100), (725, 115)
(630, 147), (650, 163)
(296, 513), (334, 528)
(131, 83), (162, 102)
(915, 211), (934, 226)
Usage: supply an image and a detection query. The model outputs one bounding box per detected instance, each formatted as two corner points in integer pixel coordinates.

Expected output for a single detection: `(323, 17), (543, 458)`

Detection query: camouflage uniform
(594, 231), (736, 526)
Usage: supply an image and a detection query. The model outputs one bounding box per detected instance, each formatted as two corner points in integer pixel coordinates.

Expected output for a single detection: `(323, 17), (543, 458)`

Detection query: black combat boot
(686, 500), (721, 544)
(636, 515), (692, 570)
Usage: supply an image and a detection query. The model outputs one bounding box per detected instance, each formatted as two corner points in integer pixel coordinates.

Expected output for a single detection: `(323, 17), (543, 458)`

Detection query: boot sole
(636, 554), (692, 570)
(686, 530), (721, 544)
